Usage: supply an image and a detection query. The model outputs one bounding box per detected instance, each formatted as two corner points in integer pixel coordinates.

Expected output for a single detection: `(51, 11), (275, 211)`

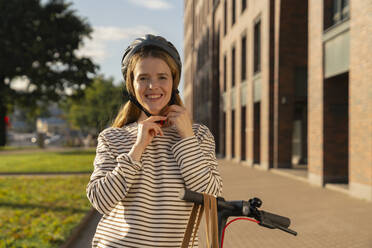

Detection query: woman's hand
(129, 116), (167, 162)
(136, 116), (167, 148)
(164, 105), (194, 139)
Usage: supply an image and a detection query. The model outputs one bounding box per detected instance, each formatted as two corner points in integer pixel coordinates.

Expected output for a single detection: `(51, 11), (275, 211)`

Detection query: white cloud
(127, 0), (173, 10)
(77, 25), (157, 62)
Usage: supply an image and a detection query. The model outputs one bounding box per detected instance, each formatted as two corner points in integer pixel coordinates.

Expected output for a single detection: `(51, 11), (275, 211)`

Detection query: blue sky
(70, 0), (185, 97)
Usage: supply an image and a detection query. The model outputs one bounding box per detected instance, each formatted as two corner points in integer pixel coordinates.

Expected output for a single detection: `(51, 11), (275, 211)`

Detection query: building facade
(184, 0), (372, 201)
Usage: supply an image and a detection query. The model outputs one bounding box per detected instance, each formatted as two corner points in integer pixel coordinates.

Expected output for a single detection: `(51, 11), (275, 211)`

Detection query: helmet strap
(128, 93), (152, 117)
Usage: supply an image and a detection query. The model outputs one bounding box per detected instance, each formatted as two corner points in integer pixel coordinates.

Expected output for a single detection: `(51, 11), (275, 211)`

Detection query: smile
(145, 94), (163, 100)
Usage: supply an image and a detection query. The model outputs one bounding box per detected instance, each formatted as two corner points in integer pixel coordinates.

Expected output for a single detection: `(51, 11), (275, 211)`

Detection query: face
(133, 56), (173, 116)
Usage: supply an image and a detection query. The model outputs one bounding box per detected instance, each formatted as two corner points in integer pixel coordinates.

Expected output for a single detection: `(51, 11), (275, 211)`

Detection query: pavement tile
(68, 159), (372, 248)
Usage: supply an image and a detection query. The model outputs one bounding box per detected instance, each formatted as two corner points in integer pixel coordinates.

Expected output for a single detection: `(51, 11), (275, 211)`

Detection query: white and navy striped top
(87, 122), (223, 248)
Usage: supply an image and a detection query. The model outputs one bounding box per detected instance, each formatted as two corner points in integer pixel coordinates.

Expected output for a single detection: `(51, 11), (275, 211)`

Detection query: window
(224, 0), (227, 35)
(232, 0), (236, 25)
(242, 0), (247, 12)
(223, 112), (226, 156)
(232, 46), (236, 87)
(254, 20), (261, 74)
(332, 0), (349, 25)
(231, 110), (235, 158)
(223, 55), (227, 91)
(241, 35), (247, 81)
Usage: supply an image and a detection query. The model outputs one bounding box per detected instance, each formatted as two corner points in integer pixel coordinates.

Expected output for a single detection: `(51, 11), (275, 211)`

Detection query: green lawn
(0, 146), (41, 152)
(0, 150), (96, 173)
(0, 176), (92, 248)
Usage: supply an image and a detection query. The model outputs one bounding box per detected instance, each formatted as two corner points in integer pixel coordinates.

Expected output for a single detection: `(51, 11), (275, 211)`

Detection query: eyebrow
(136, 72), (170, 77)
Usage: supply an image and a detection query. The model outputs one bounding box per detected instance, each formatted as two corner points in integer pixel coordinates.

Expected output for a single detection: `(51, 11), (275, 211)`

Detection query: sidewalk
(68, 159), (372, 248)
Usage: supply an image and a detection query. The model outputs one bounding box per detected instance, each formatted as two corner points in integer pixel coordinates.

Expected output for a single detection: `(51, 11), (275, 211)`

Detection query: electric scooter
(179, 188), (297, 248)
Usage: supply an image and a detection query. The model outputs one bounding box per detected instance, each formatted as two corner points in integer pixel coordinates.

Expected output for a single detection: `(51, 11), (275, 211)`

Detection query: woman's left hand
(164, 105), (194, 139)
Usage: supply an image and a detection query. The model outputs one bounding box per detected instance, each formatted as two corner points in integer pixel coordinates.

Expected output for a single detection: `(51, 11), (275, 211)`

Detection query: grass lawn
(0, 149), (96, 173)
(0, 146), (39, 151)
(0, 175), (92, 248)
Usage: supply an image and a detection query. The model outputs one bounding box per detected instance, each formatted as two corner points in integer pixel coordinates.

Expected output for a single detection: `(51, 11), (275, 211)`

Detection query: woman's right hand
(129, 116), (167, 162)
(135, 116), (167, 149)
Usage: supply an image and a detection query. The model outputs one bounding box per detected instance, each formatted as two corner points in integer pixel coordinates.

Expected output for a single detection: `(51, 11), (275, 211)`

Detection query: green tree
(0, 0), (98, 146)
(63, 76), (126, 136)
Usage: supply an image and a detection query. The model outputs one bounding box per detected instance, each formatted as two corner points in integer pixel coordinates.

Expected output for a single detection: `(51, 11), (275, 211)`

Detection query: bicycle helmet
(121, 34), (182, 80)
(121, 34), (181, 117)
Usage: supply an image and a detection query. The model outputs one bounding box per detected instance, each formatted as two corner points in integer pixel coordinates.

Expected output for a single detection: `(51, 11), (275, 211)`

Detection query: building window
(332, 0), (349, 25)
(232, 46), (236, 87)
(232, 0), (236, 25)
(254, 20), (261, 74)
(223, 55), (227, 91)
(231, 110), (235, 158)
(242, 0), (247, 12)
(223, 111), (226, 156)
(241, 35), (247, 81)
(224, 0), (227, 36)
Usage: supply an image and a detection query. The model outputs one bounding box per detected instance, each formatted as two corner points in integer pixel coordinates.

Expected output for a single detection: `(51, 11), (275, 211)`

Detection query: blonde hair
(112, 47), (183, 128)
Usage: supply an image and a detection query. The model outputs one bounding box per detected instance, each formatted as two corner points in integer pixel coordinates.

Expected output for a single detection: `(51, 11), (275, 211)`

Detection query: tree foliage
(63, 76), (126, 135)
(0, 0), (98, 145)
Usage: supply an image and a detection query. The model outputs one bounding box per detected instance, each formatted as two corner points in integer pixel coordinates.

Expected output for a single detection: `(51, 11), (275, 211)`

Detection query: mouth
(145, 93), (163, 101)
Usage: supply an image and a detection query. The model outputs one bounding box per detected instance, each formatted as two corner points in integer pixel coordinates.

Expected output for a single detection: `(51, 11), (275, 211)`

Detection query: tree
(62, 76), (126, 136)
(0, 0), (98, 146)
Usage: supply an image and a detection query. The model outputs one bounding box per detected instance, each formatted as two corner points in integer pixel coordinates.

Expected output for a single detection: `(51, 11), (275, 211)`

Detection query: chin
(146, 106), (165, 115)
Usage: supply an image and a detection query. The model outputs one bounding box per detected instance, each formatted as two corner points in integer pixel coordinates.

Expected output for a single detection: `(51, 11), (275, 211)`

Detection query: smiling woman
(113, 34), (183, 126)
(133, 56), (174, 117)
(134, 58), (171, 104)
(86, 34), (223, 248)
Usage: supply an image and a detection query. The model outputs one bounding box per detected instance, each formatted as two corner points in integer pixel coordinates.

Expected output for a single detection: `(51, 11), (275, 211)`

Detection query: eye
(159, 76), (167, 80)
(138, 76), (148, 82)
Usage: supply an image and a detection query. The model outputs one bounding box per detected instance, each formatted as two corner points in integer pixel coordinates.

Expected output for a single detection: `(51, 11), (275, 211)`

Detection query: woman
(87, 34), (223, 248)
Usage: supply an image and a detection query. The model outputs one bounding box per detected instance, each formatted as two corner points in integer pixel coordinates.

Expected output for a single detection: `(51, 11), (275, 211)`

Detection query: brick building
(183, 0), (372, 201)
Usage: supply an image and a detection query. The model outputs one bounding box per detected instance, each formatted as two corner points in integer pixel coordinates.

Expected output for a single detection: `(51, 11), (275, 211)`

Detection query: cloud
(127, 0), (173, 10)
(77, 25), (157, 62)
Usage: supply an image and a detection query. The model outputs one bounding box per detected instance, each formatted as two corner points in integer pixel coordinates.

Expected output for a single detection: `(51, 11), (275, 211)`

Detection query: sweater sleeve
(86, 132), (142, 215)
(171, 124), (223, 196)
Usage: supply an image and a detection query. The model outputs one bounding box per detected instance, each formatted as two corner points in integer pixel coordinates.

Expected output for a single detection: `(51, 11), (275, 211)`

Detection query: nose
(148, 79), (159, 89)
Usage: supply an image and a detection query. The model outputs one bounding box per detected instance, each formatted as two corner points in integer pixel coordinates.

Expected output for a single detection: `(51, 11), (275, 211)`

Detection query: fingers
(166, 111), (187, 122)
(138, 118), (164, 136)
(140, 116), (167, 128)
(147, 115), (167, 122)
(166, 115), (176, 126)
(166, 113), (179, 118)
(147, 123), (164, 136)
(163, 105), (184, 115)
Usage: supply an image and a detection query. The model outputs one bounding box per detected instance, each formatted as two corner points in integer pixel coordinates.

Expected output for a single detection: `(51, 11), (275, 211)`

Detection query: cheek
(165, 81), (173, 100)
(133, 82), (144, 97)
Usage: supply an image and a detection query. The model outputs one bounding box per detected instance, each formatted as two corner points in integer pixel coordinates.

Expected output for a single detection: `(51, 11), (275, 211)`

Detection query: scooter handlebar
(179, 188), (297, 236)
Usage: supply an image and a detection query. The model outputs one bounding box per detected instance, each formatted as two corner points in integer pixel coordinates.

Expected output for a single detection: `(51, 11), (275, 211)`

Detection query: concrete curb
(60, 208), (97, 248)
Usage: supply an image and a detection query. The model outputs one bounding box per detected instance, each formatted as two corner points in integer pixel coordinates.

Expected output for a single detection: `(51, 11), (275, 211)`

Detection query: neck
(137, 111), (148, 122)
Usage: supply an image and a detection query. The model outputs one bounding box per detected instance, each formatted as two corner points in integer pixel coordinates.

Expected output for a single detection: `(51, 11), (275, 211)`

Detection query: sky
(69, 0), (185, 98)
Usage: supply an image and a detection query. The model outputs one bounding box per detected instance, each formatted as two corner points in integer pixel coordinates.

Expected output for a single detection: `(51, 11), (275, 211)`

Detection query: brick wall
(308, 0), (324, 185)
(349, 0), (372, 200)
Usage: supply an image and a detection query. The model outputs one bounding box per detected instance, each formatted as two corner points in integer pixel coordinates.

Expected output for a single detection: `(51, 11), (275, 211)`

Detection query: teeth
(147, 94), (162, 99)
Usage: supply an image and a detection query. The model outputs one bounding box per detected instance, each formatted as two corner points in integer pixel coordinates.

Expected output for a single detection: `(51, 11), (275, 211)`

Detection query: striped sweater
(86, 122), (223, 248)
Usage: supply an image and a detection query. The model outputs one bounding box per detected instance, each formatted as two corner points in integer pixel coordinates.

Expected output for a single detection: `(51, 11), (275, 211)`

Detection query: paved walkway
(68, 160), (372, 248)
